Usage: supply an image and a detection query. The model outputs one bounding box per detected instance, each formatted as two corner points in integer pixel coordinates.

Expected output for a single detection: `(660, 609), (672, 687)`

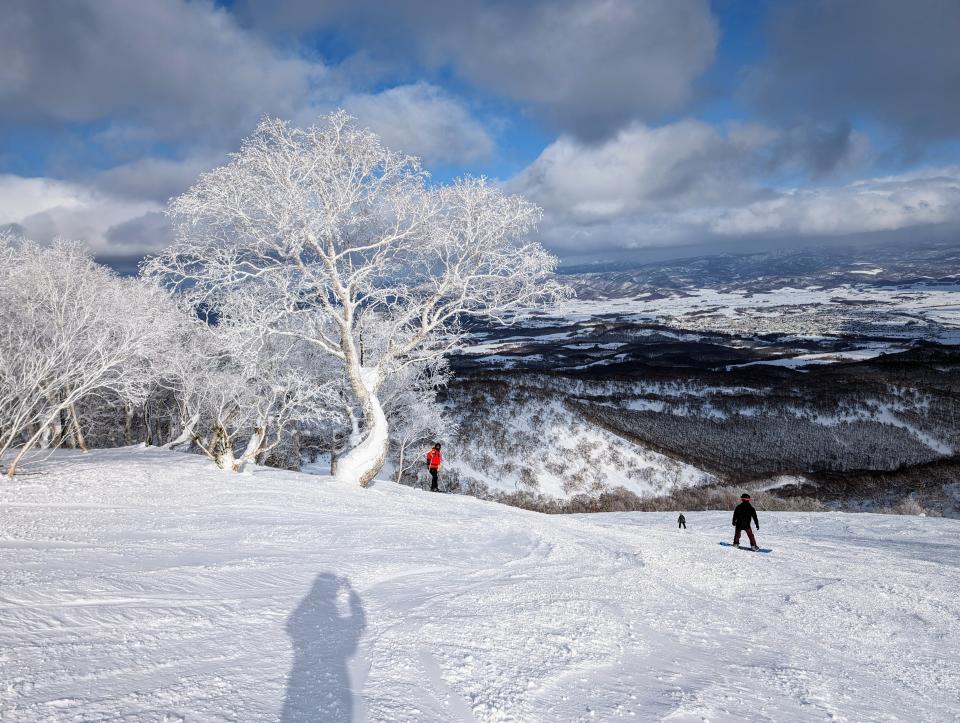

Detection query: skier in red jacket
(426, 443), (442, 492)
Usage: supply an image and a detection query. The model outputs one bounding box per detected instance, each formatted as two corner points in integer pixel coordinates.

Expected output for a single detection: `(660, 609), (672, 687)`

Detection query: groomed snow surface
(2, 449), (959, 722)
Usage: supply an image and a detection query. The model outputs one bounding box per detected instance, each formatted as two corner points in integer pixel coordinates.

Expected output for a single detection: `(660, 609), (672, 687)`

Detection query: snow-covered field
(2, 448), (959, 722)
(728, 346), (895, 370)
(505, 282), (960, 343)
(457, 281), (960, 375)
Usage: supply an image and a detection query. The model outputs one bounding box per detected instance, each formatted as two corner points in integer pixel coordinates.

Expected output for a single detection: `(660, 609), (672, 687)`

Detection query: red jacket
(426, 448), (442, 469)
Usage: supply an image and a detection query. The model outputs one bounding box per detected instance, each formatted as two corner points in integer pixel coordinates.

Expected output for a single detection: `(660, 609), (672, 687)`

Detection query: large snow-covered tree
(145, 111), (569, 485)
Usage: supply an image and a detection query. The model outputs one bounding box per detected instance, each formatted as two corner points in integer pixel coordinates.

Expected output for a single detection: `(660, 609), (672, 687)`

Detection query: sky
(2, 0), (960, 268)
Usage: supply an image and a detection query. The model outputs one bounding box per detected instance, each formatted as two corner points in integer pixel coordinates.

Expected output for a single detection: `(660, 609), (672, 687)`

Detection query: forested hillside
(429, 346), (960, 516)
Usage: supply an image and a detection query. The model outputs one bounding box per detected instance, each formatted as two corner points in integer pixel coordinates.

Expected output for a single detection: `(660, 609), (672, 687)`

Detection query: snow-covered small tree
(148, 311), (214, 451)
(145, 111), (570, 486)
(207, 337), (340, 473)
(151, 285), (341, 472)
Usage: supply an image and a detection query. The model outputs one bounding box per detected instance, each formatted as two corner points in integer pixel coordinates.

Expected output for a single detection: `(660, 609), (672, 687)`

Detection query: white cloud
(712, 168), (960, 238)
(0, 1), (503, 256)
(510, 120), (769, 223)
(342, 83), (494, 165)
(89, 155), (226, 203)
(0, 79), (501, 257)
(508, 122), (960, 252)
(0, 1), (498, 170)
(0, 83), (499, 256)
(0, 175), (164, 254)
(7, 0), (951, 260)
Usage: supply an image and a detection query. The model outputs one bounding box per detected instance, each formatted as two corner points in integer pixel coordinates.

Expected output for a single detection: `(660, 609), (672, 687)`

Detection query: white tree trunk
(69, 403), (87, 452)
(335, 366), (388, 487)
(40, 402), (63, 450)
(395, 442), (406, 484)
(335, 394), (388, 487)
(162, 412), (200, 450)
(6, 413), (55, 477)
(52, 410), (64, 448)
(233, 424), (266, 472)
(124, 405), (134, 446)
(38, 424), (52, 450)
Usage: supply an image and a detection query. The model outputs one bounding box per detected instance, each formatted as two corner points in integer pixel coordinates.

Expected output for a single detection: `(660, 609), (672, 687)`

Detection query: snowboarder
(678, 513), (686, 529)
(426, 443), (442, 492)
(732, 492), (760, 550)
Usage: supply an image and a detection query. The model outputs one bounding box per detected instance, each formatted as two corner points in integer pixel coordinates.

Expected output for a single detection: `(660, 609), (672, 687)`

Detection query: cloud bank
(2, 0), (959, 261)
(511, 123), (960, 252)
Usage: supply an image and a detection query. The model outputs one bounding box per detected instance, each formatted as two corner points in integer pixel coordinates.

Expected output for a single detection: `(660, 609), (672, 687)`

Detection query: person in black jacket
(732, 493), (760, 549)
(678, 513), (686, 529)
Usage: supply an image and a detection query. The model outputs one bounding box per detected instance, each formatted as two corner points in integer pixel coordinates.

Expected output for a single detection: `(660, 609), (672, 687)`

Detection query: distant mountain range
(559, 240), (960, 299)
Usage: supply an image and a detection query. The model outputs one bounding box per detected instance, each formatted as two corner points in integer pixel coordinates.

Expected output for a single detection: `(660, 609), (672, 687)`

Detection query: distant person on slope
(678, 513), (686, 529)
(426, 443), (442, 492)
(732, 493), (760, 550)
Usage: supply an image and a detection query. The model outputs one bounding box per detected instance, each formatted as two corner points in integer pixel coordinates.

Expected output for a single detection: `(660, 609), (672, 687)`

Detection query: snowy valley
(2, 448), (958, 721)
(423, 243), (960, 517)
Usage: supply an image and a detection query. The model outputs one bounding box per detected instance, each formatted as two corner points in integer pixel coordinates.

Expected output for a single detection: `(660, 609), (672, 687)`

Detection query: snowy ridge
(2, 448), (959, 721)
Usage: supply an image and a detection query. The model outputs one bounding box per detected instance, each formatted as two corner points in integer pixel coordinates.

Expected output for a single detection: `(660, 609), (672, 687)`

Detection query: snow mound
(1, 448), (958, 721)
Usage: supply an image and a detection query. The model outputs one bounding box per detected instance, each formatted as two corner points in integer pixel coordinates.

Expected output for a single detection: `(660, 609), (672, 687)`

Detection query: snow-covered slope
(2, 448), (959, 721)
(442, 383), (715, 500)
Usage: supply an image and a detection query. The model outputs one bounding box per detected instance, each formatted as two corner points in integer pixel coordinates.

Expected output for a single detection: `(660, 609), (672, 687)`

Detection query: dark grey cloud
(240, 0), (719, 139)
(746, 0), (960, 145)
(89, 155), (224, 203)
(0, 0), (330, 145)
(764, 122), (866, 178)
(104, 211), (172, 250)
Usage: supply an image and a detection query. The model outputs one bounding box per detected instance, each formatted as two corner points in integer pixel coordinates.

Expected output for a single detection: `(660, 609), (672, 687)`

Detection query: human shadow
(281, 573), (366, 722)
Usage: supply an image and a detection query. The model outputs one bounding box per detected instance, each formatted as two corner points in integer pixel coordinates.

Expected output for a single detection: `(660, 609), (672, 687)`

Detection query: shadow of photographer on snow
(282, 573), (365, 722)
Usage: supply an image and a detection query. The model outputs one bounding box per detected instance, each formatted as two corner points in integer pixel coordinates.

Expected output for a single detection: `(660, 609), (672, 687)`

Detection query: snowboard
(719, 541), (772, 554)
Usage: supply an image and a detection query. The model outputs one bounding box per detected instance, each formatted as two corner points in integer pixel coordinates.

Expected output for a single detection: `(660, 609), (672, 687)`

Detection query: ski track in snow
(1, 448), (959, 722)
